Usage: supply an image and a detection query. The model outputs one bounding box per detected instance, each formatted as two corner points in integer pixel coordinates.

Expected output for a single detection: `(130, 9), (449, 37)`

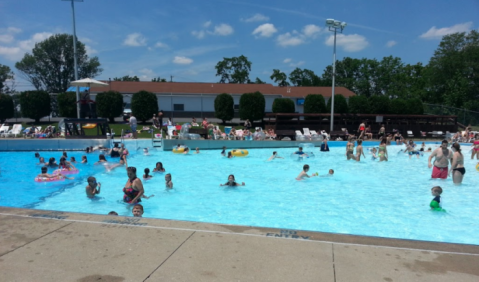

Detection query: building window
(234, 104), (239, 112)
(173, 104), (184, 111)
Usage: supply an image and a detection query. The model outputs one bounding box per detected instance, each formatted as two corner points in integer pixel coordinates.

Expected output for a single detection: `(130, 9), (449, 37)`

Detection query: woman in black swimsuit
(123, 158), (144, 204)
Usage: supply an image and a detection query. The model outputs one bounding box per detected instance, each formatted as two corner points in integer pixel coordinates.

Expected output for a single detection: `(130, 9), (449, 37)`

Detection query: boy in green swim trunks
(430, 186), (445, 211)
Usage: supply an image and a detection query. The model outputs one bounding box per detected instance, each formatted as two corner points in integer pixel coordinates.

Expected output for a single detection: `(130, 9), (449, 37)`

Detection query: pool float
(231, 149), (249, 157)
(53, 167), (79, 175)
(172, 146), (186, 154)
(430, 200), (446, 212)
(299, 143), (315, 149)
(290, 152), (315, 160)
(35, 175), (65, 182)
(82, 123), (97, 129)
(476, 163), (479, 171)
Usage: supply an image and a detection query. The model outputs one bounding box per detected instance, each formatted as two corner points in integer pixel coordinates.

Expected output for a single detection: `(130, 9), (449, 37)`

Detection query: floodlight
(341, 22), (347, 28)
(326, 19), (334, 26)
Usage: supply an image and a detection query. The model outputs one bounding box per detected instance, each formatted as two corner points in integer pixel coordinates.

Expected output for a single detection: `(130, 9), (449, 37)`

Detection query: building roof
(90, 81), (355, 98)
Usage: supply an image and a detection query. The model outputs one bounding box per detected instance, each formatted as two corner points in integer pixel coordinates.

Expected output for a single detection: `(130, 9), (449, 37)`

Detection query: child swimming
(220, 174), (245, 186)
(296, 164), (317, 180)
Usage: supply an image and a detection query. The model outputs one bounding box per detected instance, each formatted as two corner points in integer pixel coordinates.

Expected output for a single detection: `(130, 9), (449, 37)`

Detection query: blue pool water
(1, 143), (479, 245)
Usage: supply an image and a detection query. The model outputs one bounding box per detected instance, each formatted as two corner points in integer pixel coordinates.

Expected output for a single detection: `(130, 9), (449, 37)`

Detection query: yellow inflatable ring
(476, 163), (479, 172)
(231, 149), (249, 157)
(82, 123), (97, 129)
(172, 147), (185, 154)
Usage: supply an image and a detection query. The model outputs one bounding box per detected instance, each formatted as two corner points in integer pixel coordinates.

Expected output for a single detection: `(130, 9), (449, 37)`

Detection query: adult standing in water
(123, 156), (144, 204)
(471, 133), (479, 160)
(428, 140), (452, 179)
(378, 137), (388, 162)
(449, 143), (465, 184)
(346, 137), (355, 160)
(129, 113), (138, 139)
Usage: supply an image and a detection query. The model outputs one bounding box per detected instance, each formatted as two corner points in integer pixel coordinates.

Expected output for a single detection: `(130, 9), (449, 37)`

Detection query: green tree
(253, 77), (266, 84)
(289, 68), (324, 86)
(15, 34), (102, 93)
(326, 94), (348, 114)
(368, 95), (390, 114)
(96, 91), (124, 123)
(272, 98), (295, 119)
(57, 92), (77, 118)
(389, 99), (408, 114)
(270, 69), (289, 86)
(0, 64), (15, 94)
(239, 91), (265, 122)
(214, 93), (234, 124)
(405, 98), (424, 115)
(19, 91), (51, 122)
(215, 55), (252, 83)
(348, 95), (370, 114)
(303, 94), (327, 120)
(0, 93), (14, 122)
(131, 90), (158, 123)
(114, 75), (140, 82)
(151, 77), (167, 82)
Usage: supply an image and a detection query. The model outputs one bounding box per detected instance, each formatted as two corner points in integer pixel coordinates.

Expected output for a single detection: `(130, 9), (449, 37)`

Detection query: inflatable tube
(299, 143), (315, 149)
(53, 168), (79, 175)
(172, 146), (186, 154)
(231, 149), (249, 157)
(290, 152), (315, 160)
(430, 200), (446, 212)
(82, 123), (97, 129)
(476, 163), (479, 172)
(35, 175), (65, 182)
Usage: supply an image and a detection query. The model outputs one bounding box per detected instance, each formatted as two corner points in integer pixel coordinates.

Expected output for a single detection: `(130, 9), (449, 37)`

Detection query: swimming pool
(1, 143), (478, 245)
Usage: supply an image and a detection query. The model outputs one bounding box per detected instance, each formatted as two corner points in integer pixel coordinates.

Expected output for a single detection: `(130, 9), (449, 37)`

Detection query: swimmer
(296, 164), (317, 180)
(59, 157), (76, 170)
(194, 147), (200, 154)
(85, 147), (91, 153)
(62, 151), (68, 158)
(221, 146), (227, 156)
(183, 147), (190, 154)
(123, 158), (144, 204)
(143, 148), (149, 155)
(419, 142), (426, 152)
(105, 154), (126, 171)
(35, 152), (40, 158)
(404, 140), (420, 159)
(165, 173), (173, 189)
(346, 138), (356, 160)
(449, 143), (465, 184)
(81, 155), (87, 164)
(120, 143), (129, 156)
(227, 151), (234, 158)
(153, 162), (165, 172)
(267, 151), (284, 161)
(37, 157), (46, 165)
(70, 156), (77, 163)
(355, 139), (366, 161)
(294, 147), (309, 158)
(220, 174), (245, 186)
(132, 204), (144, 217)
(94, 154), (108, 165)
(108, 211), (118, 216)
(46, 157), (58, 167)
(430, 186), (445, 211)
(37, 167), (72, 180)
(319, 169), (335, 177)
(378, 138), (388, 162)
(370, 147), (378, 160)
(143, 168), (153, 180)
(85, 176), (101, 198)
(428, 140), (452, 179)
(320, 140), (330, 152)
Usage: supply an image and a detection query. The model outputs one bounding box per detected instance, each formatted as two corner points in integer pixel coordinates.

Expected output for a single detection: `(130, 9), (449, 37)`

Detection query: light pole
(326, 19), (346, 132)
(63, 0), (83, 118)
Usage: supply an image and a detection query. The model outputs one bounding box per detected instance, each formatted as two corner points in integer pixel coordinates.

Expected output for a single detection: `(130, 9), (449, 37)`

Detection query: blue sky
(1, 0), (478, 90)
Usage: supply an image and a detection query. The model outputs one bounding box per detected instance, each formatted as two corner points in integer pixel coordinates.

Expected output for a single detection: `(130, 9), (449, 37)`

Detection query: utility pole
(170, 75), (173, 82)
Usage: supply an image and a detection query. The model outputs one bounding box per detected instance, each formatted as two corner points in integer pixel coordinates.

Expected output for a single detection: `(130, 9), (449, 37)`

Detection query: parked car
(123, 103), (131, 122)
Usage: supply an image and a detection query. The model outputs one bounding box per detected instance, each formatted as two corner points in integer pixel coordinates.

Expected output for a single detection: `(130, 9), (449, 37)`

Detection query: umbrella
(70, 78), (109, 88)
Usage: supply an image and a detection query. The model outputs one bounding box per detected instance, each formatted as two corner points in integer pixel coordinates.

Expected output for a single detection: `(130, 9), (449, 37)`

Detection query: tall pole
(330, 29), (337, 132)
(64, 0), (81, 118)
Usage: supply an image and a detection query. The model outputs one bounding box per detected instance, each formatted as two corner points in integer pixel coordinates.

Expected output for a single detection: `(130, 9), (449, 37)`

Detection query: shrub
(405, 98), (424, 115)
(239, 91), (265, 122)
(348, 95), (370, 114)
(389, 99), (408, 114)
(326, 94), (348, 114)
(303, 94), (326, 120)
(0, 93), (14, 122)
(96, 91), (124, 123)
(214, 93), (234, 124)
(368, 95), (390, 114)
(57, 92), (77, 118)
(19, 90), (51, 122)
(131, 90), (158, 123)
(272, 98), (295, 119)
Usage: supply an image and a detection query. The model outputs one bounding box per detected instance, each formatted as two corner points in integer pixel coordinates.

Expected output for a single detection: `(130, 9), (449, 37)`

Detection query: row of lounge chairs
(0, 124), (58, 138)
(295, 128), (329, 141)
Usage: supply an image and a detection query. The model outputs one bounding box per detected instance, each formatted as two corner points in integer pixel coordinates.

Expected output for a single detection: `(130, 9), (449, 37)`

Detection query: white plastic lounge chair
(310, 130), (318, 137)
(303, 128), (312, 140)
(407, 131), (414, 138)
(295, 130), (307, 141)
(0, 125), (10, 134)
(167, 125), (178, 139)
(3, 124), (22, 138)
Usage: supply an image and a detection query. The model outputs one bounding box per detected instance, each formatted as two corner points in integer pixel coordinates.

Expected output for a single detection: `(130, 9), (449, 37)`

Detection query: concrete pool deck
(1, 207), (478, 282)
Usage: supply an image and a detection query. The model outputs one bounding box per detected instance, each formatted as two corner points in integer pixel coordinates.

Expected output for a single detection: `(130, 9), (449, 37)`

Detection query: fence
(423, 103), (479, 127)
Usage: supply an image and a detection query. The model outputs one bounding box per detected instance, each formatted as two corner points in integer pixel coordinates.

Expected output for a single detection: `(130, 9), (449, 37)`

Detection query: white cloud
(154, 41), (168, 48)
(7, 27), (22, 33)
(325, 34), (369, 52)
(85, 45), (97, 55)
(289, 61), (305, 67)
(0, 34), (14, 43)
(212, 24), (234, 36)
(242, 13), (269, 23)
(283, 58), (291, 63)
(386, 40), (397, 47)
(302, 24), (321, 38)
(192, 30), (205, 39)
(252, 23), (277, 38)
(203, 21), (212, 28)
(0, 31), (52, 60)
(0, 46), (21, 57)
(139, 68), (155, 80)
(277, 32), (305, 47)
(173, 56), (193, 65)
(123, 33), (147, 46)
(420, 22), (473, 39)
